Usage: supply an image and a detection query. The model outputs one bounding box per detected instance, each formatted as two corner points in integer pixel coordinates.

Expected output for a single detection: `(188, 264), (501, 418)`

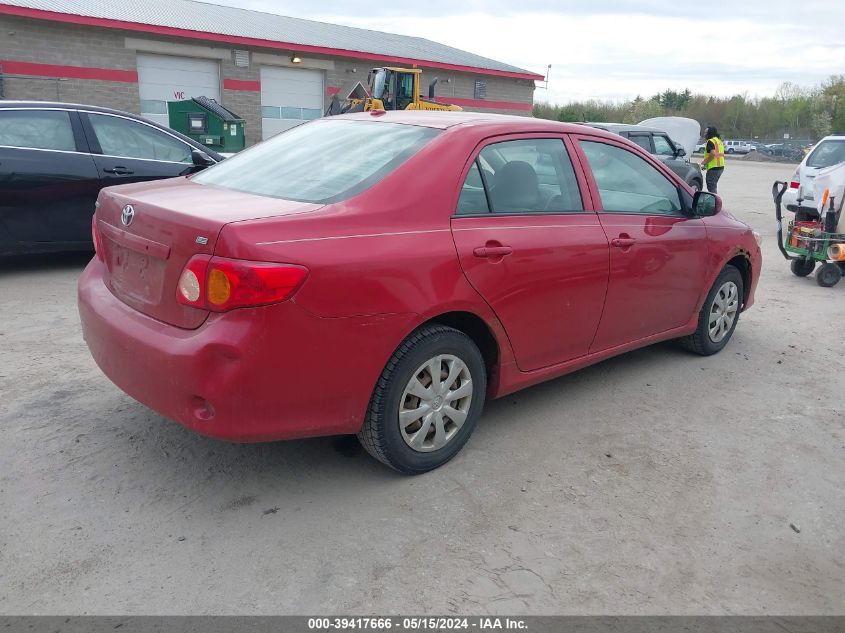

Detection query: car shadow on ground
(99, 340), (692, 488)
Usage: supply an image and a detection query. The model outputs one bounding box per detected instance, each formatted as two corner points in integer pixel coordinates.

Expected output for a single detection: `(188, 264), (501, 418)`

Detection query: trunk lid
(96, 177), (321, 329)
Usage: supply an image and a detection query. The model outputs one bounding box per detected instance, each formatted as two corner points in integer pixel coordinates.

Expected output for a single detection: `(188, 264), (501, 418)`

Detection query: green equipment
(167, 96), (245, 153)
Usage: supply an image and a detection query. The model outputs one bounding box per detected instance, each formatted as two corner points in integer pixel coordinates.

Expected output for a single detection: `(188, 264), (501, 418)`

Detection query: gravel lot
(0, 160), (842, 615)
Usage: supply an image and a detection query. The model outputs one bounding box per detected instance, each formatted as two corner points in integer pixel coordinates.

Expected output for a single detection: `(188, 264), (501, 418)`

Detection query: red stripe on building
(327, 86), (341, 96)
(0, 5), (545, 81)
(223, 78), (260, 91)
(0, 60), (138, 83)
(442, 97), (534, 112)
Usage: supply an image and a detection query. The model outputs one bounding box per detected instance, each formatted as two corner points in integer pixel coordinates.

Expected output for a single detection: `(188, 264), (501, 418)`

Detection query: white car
(782, 134), (845, 216)
(724, 139), (756, 154)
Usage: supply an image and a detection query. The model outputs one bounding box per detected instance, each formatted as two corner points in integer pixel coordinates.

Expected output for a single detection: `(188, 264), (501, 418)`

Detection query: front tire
(680, 265), (744, 356)
(358, 325), (487, 474)
(690, 179), (702, 192)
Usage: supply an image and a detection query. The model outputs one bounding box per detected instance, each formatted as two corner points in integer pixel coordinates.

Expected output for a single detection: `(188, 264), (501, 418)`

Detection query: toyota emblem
(121, 204), (135, 227)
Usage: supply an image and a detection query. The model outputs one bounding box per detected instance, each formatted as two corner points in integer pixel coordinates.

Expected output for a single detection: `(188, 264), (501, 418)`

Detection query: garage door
(137, 54), (220, 128)
(260, 67), (324, 140)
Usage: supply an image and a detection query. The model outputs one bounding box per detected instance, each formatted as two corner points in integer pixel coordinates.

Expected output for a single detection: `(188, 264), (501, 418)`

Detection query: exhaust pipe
(428, 77), (438, 99)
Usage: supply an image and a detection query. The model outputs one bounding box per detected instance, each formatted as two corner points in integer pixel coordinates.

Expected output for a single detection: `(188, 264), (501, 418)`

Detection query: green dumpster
(167, 96), (245, 153)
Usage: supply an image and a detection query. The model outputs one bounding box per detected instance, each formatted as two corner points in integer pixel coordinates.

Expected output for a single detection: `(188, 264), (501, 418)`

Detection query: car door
(450, 135), (610, 372)
(653, 133), (688, 180)
(573, 135), (709, 352)
(80, 111), (196, 186)
(0, 107), (100, 246)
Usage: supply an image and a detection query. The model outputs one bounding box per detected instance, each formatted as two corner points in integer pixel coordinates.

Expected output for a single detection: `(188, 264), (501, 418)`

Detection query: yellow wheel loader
(325, 67), (462, 115)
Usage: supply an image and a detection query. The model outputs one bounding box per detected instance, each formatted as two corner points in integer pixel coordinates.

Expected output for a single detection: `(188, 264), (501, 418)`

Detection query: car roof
(335, 110), (622, 139)
(0, 100), (150, 116)
(0, 100), (224, 160)
(584, 122), (666, 135)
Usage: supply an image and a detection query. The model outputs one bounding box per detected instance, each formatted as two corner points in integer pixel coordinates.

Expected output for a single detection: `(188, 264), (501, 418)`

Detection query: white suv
(782, 134), (845, 216)
(723, 139), (756, 154)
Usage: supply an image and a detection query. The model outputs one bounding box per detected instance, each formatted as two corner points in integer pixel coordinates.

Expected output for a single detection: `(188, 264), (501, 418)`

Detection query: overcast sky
(206, 0), (845, 104)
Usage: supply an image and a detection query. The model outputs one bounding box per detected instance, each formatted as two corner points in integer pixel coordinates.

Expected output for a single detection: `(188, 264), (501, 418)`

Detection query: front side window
(88, 113), (192, 163)
(457, 138), (583, 214)
(580, 140), (682, 215)
(653, 135), (675, 157)
(193, 119), (440, 203)
(806, 140), (845, 169)
(0, 110), (75, 151)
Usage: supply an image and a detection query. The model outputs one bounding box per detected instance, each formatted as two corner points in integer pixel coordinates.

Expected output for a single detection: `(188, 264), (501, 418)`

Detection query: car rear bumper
(78, 259), (410, 442)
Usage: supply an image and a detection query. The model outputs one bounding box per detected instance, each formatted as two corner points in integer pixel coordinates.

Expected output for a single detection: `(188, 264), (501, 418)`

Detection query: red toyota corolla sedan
(79, 111), (762, 473)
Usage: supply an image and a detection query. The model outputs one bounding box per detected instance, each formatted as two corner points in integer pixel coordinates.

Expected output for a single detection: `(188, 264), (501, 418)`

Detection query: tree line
(533, 75), (845, 142)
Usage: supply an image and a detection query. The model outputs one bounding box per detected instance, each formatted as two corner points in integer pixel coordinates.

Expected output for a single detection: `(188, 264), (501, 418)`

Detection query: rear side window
(580, 140), (682, 215)
(193, 119), (440, 204)
(456, 138), (583, 215)
(456, 161), (490, 214)
(627, 134), (652, 152)
(806, 140), (845, 169)
(88, 113), (192, 163)
(0, 110), (75, 151)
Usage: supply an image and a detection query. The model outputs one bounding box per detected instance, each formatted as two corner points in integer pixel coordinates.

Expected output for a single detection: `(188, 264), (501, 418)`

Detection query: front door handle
(473, 245), (513, 258)
(611, 236), (636, 248)
(103, 166), (134, 175)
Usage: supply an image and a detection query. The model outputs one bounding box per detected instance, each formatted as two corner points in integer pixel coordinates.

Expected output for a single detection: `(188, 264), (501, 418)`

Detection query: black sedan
(0, 101), (222, 255)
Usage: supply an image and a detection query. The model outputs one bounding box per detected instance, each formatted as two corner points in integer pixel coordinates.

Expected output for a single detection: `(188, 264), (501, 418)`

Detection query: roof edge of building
(0, 4), (546, 81)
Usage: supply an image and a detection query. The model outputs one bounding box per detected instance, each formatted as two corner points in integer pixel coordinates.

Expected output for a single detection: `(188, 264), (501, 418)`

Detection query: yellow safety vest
(703, 136), (725, 170)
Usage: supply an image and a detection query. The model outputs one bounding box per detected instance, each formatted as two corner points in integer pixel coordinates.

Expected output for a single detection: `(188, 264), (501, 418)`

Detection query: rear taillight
(92, 215), (104, 262)
(176, 256), (308, 312)
(789, 168), (800, 189)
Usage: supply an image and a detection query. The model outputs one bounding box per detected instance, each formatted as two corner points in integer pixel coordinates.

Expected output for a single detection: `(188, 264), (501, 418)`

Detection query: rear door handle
(611, 237), (636, 248)
(104, 166), (134, 175)
(473, 246), (513, 258)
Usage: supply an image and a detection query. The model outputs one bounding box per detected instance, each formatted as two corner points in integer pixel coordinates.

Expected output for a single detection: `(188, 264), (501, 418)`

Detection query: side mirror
(692, 190), (721, 217)
(192, 149), (215, 167)
(674, 146), (686, 158)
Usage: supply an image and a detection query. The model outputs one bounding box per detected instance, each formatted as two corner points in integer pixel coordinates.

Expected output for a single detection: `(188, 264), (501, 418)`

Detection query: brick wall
(0, 14), (536, 146)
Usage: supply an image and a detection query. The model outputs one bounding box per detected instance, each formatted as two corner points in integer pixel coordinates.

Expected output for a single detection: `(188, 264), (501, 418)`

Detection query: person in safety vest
(701, 126), (725, 194)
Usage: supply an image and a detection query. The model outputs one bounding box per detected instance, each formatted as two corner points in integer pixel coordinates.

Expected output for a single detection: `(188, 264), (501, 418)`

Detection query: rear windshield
(192, 119), (440, 203)
(806, 139), (845, 169)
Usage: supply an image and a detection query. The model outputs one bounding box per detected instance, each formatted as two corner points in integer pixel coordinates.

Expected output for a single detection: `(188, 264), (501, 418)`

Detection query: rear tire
(816, 262), (842, 287)
(680, 265), (744, 356)
(357, 325), (487, 474)
(791, 258), (816, 277)
(690, 179), (702, 192)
